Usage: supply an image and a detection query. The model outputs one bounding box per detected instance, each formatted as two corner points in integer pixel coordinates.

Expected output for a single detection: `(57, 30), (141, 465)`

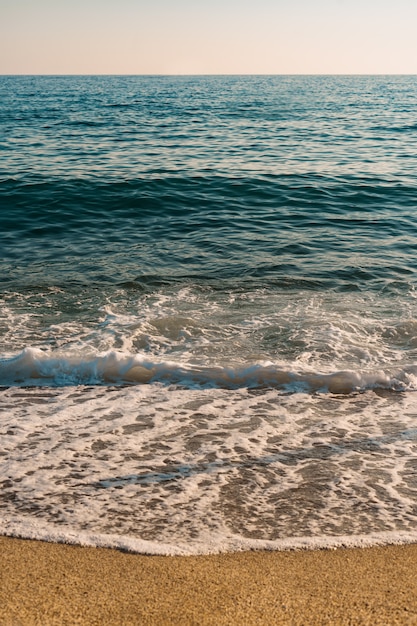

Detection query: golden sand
(1, 536), (417, 625)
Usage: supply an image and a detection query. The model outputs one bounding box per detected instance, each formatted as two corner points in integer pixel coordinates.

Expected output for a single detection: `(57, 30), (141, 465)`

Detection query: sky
(1, 0), (417, 75)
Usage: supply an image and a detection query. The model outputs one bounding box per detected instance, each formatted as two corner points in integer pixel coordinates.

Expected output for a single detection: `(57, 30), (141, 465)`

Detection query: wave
(2, 173), (417, 292)
(2, 516), (417, 556)
(1, 347), (416, 393)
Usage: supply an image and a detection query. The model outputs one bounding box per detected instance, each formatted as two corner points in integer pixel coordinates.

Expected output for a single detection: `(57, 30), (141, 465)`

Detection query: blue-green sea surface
(1, 76), (417, 554)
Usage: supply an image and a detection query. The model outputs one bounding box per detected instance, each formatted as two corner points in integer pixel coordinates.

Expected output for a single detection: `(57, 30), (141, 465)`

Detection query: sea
(1, 75), (417, 555)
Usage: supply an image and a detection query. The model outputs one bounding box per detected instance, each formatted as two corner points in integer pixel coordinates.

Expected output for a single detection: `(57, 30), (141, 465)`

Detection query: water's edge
(2, 517), (417, 556)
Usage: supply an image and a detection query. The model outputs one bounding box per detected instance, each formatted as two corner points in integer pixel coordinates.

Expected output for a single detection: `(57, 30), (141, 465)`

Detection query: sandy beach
(1, 537), (416, 625)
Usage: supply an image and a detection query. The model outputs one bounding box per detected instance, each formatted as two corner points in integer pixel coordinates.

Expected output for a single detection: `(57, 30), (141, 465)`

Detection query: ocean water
(1, 75), (417, 554)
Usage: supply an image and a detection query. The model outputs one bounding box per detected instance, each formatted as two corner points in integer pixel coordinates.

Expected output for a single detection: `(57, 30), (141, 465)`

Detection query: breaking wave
(2, 347), (417, 393)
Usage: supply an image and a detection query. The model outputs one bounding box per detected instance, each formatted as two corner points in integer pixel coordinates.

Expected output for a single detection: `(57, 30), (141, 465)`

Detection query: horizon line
(2, 72), (417, 77)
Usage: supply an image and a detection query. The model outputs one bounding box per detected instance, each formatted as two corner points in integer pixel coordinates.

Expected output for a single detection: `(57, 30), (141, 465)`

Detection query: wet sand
(1, 536), (417, 625)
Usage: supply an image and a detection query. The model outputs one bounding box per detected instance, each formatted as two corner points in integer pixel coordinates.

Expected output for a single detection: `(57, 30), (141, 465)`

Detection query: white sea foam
(1, 382), (417, 554)
(1, 346), (417, 393)
(2, 516), (417, 556)
(1, 287), (417, 553)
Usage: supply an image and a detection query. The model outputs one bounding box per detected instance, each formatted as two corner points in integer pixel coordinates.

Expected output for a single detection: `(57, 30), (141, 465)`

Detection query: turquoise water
(1, 76), (417, 554)
(2, 75), (417, 291)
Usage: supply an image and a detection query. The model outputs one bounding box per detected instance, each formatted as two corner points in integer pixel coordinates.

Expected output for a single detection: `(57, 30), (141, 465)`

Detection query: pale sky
(1, 0), (417, 75)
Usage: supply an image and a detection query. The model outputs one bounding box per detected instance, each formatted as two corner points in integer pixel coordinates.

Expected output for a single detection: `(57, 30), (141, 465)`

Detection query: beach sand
(1, 536), (417, 625)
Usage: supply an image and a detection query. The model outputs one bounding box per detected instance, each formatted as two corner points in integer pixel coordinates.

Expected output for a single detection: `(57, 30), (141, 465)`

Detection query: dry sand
(1, 536), (417, 625)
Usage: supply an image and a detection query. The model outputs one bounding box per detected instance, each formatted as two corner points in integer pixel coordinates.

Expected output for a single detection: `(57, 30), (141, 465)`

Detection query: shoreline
(1, 536), (417, 625)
